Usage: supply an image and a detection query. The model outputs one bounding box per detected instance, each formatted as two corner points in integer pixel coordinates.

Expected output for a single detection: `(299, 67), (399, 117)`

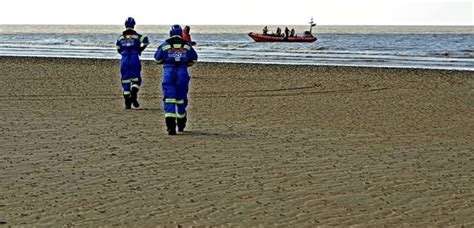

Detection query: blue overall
(154, 37), (198, 119)
(116, 29), (149, 95)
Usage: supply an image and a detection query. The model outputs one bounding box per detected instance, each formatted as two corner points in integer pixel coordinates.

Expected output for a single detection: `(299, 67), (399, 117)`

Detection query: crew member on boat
(284, 27), (290, 38)
(276, 27), (281, 36)
(290, 28), (295, 37)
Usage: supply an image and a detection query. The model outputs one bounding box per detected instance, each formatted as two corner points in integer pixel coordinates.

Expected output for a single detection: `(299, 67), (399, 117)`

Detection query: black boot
(177, 116), (187, 132)
(165, 117), (177, 135)
(123, 94), (132, 109)
(130, 87), (140, 108)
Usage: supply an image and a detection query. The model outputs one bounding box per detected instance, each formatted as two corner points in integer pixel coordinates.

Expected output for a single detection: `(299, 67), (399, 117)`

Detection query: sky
(1, 0), (472, 25)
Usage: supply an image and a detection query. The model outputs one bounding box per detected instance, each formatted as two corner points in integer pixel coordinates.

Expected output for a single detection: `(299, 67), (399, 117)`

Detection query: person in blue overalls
(154, 25), (198, 135)
(116, 17), (149, 109)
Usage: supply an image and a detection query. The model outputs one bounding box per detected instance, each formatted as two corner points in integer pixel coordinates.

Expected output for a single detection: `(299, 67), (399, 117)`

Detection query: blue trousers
(162, 66), (190, 119)
(120, 56), (142, 95)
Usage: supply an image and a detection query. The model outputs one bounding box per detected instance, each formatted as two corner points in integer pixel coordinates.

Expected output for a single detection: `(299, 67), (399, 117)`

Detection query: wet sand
(0, 57), (473, 226)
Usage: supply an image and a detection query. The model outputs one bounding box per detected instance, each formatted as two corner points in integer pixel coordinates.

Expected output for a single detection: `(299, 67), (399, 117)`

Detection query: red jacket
(182, 31), (192, 44)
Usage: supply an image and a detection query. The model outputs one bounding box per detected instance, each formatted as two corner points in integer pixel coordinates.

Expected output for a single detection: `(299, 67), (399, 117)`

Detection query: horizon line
(1, 24), (473, 27)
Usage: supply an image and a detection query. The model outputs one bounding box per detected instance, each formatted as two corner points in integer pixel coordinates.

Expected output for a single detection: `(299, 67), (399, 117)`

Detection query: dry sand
(0, 57), (473, 227)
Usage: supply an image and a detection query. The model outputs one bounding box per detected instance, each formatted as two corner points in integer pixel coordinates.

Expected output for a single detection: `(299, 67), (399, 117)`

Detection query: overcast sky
(1, 0), (472, 25)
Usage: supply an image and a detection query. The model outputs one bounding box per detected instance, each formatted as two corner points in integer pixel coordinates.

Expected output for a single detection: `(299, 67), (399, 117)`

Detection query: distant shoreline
(1, 24), (473, 34)
(1, 56), (473, 72)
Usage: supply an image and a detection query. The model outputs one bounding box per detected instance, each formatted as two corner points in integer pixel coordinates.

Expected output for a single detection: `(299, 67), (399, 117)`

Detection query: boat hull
(248, 32), (317, 43)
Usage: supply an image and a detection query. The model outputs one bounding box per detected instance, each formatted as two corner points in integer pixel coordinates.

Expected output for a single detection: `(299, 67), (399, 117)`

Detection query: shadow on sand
(174, 130), (244, 139)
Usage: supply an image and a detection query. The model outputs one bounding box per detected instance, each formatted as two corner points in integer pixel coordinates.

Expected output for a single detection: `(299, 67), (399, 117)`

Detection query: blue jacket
(154, 37), (197, 67)
(116, 29), (149, 57)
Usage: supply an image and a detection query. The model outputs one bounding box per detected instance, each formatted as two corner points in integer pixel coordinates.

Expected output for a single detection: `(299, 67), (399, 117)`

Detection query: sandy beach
(0, 56), (473, 226)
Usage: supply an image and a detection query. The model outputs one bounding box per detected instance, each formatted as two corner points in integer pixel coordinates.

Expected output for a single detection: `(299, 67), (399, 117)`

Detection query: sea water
(0, 25), (473, 71)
